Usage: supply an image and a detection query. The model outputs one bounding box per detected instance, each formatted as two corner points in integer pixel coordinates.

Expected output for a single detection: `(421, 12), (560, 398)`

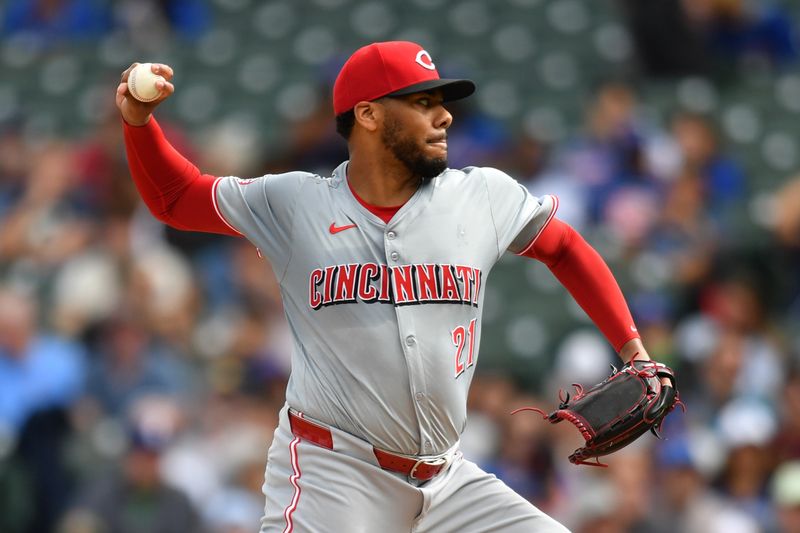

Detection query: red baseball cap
(333, 41), (475, 116)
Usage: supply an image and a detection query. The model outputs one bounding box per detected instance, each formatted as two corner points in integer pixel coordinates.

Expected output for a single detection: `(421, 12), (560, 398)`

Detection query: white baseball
(128, 63), (165, 102)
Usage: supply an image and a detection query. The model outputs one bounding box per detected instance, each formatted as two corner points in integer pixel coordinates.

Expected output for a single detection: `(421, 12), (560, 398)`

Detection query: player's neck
(346, 154), (420, 207)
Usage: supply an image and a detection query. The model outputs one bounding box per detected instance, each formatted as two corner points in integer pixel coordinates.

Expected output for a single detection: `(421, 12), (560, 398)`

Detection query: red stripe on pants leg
(282, 437), (302, 533)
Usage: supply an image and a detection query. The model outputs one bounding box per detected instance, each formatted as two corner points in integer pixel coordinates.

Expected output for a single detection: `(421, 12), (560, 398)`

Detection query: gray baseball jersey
(215, 161), (557, 457)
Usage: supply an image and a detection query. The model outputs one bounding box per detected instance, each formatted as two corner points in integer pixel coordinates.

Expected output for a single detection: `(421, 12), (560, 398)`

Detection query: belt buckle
(409, 456), (449, 480)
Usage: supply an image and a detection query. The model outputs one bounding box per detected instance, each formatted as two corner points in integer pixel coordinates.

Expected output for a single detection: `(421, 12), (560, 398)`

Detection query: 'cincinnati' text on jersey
(308, 263), (483, 309)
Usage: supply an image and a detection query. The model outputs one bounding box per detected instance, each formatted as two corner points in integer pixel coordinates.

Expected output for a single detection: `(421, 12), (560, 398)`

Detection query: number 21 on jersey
(452, 318), (477, 378)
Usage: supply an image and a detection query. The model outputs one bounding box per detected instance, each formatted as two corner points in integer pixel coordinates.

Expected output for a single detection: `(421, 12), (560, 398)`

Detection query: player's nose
(436, 106), (453, 130)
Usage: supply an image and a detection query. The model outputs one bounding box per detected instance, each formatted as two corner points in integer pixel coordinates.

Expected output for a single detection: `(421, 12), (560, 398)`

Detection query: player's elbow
(140, 201), (184, 229)
(156, 213), (190, 231)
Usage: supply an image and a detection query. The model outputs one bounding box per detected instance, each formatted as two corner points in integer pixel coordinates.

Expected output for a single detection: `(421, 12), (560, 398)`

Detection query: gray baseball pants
(259, 405), (570, 533)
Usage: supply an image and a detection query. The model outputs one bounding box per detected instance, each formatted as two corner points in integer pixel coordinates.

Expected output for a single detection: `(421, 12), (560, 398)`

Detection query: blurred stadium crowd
(2, 0), (800, 532)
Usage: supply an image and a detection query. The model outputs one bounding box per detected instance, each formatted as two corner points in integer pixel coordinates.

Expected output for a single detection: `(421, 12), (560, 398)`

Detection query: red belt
(288, 411), (449, 481)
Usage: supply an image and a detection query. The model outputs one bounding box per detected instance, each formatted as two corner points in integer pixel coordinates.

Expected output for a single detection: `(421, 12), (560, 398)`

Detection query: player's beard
(381, 117), (447, 183)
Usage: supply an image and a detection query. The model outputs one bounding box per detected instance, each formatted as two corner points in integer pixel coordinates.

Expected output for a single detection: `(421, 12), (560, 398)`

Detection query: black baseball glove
(513, 360), (683, 467)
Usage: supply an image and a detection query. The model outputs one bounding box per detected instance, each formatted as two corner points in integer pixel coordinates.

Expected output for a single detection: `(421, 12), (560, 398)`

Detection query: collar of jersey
(332, 161), (431, 227)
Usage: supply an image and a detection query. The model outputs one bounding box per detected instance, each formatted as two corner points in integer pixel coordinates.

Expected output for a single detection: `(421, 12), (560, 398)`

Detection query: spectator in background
(775, 370), (800, 462)
(257, 85), (349, 176)
(0, 141), (95, 292)
(0, 287), (87, 533)
(204, 480), (264, 533)
(604, 447), (658, 532)
(645, 166), (719, 311)
(619, 0), (713, 77)
(715, 398), (780, 531)
(570, 107), (748, 330)
(2, 0), (210, 46)
(73, 113), (148, 221)
(560, 81), (642, 198)
(770, 174), (800, 330)
(772, 461), (800, 533)
(675, 272), (784, 422)
(0, 287), (86, 438)
(509, 132), (591, 231)
(1, 0), (113, 43)
(774, 174), (800, 247)
(483, 396), (556, 507)
(693, 331), (750, 418)
(156, 0), (211, 40)
(117, 0), (211, 47)
(567, 474), (629, 533)
(86, 311), (192, 417)
(650, 437), (760, 533)
(439, 100), (511, 170)
(557, 82), (663, 247)
(161, 394), (275, 530)
(621, 0), (798, 79)
(0, 122), (28, 217)
(683, 0), (799, 69)
(59, 395), (203, 533)
(670, 112), (747, 231)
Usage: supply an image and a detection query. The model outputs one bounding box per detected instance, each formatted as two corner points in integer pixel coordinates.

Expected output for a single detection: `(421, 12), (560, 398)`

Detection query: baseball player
(116, 41), (654, 532)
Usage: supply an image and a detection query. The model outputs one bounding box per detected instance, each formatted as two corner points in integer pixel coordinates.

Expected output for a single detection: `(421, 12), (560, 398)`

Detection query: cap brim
(387, 78), (476, 102)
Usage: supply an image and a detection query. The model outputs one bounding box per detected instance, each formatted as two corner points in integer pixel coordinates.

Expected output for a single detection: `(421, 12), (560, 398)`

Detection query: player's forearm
(525, 219), (640, 352)
(123, 117), (198, 219)
(123, 118), (239, 235)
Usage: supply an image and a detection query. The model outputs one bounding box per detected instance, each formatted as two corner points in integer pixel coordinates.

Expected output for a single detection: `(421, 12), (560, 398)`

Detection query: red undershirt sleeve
(522, 218), (640, 352)
(123, 117), (241, 236)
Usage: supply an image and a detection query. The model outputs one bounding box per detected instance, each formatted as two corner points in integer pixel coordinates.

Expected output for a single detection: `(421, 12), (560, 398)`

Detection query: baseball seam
(130, 66), (160, 102)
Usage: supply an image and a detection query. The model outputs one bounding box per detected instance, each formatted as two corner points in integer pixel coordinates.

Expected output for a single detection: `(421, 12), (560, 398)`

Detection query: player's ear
(353, 101), (382, 132)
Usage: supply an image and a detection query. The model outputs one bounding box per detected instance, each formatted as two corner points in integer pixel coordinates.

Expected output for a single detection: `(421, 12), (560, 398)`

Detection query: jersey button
(387, 231), (396, 240)
(415, 392), (424, 402)
(424, 441), (432, 450)
(405, 335), (416, 346)
(390, 251), (399, 261)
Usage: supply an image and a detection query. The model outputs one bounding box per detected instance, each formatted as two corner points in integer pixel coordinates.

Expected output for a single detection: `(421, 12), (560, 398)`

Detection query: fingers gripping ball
(128, 63), (165, 102)
(513, 360), (685, 467)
